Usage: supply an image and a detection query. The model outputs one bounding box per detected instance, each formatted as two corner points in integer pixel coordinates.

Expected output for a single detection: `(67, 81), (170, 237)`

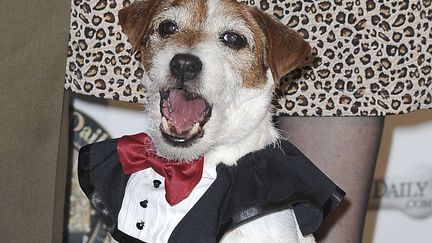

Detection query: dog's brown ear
(249, 8), (311, 86)
(118, 0), (159, 53)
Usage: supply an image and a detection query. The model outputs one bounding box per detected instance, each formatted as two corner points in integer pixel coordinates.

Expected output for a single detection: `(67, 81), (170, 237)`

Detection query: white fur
(203, 70), (279, 166)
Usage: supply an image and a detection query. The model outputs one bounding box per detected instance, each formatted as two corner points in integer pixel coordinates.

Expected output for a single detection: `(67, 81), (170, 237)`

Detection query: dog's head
(119, 0), (310, 162)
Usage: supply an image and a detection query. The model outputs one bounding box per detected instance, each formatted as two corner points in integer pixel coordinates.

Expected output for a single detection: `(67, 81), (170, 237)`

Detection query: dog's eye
(158, 20), (179, 37)
(220, 32), (246, 49)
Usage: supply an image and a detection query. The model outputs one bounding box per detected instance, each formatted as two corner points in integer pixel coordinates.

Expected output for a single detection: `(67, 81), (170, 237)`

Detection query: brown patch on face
(118, 0), (172, 71)
(140, 42), (157, 71)
(119, 0), (210, 69)
(241, 11), (268, 89)
(217, 0), (268, 88)
(242, 56), (268, 89)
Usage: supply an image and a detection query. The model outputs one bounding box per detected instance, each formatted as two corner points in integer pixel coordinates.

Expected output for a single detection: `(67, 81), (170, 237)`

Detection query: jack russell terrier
(78, 0), (345, 242)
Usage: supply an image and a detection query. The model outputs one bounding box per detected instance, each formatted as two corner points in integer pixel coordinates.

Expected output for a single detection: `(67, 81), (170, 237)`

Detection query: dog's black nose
(170, 54), (202, 81)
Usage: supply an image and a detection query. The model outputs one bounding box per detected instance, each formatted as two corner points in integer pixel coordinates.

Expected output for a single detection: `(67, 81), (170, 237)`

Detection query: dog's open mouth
(159, 89), (212, 146)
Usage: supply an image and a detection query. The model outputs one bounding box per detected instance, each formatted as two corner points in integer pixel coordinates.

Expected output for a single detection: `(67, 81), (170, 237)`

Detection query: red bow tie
(117, 133), (204, 206)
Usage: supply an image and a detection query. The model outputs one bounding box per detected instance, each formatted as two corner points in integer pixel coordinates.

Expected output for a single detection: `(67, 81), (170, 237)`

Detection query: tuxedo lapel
(78, 139), (130, 234)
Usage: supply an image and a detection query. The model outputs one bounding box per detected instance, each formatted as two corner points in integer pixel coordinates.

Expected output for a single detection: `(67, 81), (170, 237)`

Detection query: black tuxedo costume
(78, 137), (345, 243)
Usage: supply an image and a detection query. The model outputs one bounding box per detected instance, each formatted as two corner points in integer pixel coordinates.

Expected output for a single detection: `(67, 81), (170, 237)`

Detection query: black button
(136, 221), (145, 230)
(153, 180), (162, 188)
(140, 200), (148, 208)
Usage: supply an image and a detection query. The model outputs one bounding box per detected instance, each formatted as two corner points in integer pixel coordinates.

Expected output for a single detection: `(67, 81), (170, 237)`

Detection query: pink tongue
(168, 89), (207, 134)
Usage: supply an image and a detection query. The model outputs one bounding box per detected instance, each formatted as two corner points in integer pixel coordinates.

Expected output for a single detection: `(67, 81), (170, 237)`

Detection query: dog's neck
(204, 114), (279, 167)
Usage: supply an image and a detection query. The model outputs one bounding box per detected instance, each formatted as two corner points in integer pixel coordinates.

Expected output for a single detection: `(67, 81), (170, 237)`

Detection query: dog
(117, 0), (314, 242)
(78, 0), (344, 242)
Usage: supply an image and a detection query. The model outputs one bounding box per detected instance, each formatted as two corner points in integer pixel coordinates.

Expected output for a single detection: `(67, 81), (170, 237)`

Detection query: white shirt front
(117, 165), (217, 243)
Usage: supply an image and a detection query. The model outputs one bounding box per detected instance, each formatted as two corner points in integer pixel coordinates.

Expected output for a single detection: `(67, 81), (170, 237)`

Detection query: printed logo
(369, 166), (432, 219)
(71, 110), (110, 149)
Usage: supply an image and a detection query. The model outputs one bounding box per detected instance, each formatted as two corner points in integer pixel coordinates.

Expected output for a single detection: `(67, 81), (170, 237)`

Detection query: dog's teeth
(189, 122), (200, 136)
(162, 116), (170, 132)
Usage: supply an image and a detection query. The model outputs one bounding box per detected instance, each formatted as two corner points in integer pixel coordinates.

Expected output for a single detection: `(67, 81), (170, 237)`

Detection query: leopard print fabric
(65, 0), (432, 116)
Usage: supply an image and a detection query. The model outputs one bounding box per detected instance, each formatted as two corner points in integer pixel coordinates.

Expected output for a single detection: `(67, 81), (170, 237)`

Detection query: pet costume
(78, 133), (345, 242)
